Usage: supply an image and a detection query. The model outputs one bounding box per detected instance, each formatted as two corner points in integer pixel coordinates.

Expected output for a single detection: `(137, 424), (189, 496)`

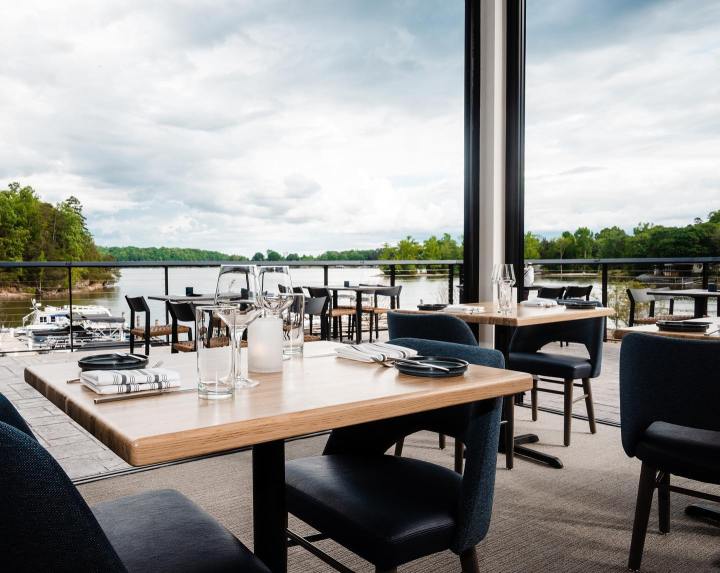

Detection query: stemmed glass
(214, 265), (261, 388)
(492, 264), (516, 314)
(258, 265), (295, 317)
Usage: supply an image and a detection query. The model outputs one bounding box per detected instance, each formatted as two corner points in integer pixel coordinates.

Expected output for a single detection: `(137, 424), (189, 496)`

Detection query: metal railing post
(701, 262), (709, 289)
(67, 266), (74, 352)
(601, 263), (608, 308)
(323, 265), (329, 286)
(390, 265), (396, 287)
(164, 266), (170, 344)
(448, 264), (454, 304)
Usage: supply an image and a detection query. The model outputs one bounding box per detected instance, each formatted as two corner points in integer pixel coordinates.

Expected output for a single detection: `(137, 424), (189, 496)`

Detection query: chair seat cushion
(92, 489), (269, 573)
(286, 454), (461, 569)
(635, 422), (720, 485)
(172, 341), (195, 352)
(508, 351), (592, 379)
(130, 325), (189, 337)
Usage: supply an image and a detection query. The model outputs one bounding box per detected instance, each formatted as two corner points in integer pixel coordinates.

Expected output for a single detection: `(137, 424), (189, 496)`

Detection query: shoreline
(0, 281), (115, 300)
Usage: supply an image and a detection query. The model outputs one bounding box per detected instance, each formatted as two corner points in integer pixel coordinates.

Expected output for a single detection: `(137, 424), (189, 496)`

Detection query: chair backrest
(619, 334), (720, 458)
(387, 312), (477, 346)
(307, 287), (330, 299)
(304, 296), (327, 316)
(508, 317), (605, 378)
(125, 295), (150, 314)
(0, 420), (126, 571)
(292, 287), (305, 295)
(323, 339), (503, 554)
(536, 286), (566, 299)
(564, 285), (592, 300)
(0, 392), (35, 439)
(166, 301), (195, 323)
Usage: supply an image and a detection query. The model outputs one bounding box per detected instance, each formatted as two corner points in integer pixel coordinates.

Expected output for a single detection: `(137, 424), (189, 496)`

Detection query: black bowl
(417, 304), (448, 311)
(78, 353), (149, 372)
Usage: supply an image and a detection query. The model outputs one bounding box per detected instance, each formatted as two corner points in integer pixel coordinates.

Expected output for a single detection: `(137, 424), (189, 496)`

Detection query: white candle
(248, 316), (283, 373)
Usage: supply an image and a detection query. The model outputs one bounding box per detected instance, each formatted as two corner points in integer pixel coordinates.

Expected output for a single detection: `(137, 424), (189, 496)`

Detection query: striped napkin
(444, 304), (486, 314)
(520, 298), (563, 308)
(335, 342), (417, 363)
(80, 368), (181, 395)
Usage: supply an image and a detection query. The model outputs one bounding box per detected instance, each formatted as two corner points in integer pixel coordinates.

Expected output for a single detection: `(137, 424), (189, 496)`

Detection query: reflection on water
(0, 267), (455, 328)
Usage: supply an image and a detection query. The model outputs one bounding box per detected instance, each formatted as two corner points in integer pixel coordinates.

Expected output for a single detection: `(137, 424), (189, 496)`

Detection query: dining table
(303, 284), (395, 344)
(404, 302), (615, 469)
(613, 316), (720, 340)
(24, 341), (532, 573)
(647, 288), (720, 318)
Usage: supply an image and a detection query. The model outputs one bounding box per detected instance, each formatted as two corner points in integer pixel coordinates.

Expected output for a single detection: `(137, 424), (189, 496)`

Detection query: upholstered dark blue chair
(507, 316), (605, 446)
(386, 312), (514, 469)
(620, 334), (720, 571)
(0, 393), (269, 573)
(285, 343), (503, 573)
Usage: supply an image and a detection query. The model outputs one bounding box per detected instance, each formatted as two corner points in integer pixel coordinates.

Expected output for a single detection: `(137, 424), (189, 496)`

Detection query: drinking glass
(281, 294), (305, 357)
(214, 265), (261, 387)
(195, 305), (235, 399)
(258, 266), (293, 298)
(492, 264), (516, 314)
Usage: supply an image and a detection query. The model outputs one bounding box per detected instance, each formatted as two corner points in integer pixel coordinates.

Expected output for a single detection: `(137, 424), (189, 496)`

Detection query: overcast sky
(1, 0), (718, 255)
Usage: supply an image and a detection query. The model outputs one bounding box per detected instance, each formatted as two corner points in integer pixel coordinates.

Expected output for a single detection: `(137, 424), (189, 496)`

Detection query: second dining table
(647, 288), (720, 318)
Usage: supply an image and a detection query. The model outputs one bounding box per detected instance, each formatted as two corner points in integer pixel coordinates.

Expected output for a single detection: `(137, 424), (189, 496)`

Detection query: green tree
(524, 232), (542, 259)
(595, 226), (629, 258)
(266, 249), (283, 261)
(573, 227), (594, 259)
(251, 252), (265, 261)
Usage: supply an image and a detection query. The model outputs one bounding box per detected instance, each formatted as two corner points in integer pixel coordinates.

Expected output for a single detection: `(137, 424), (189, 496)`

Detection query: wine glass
(214, 265), (261, 387)
(258, 266), (294, 316)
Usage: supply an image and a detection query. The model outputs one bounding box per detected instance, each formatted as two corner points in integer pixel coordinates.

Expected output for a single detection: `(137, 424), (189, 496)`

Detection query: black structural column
(505, 0), (526, 301)
(462, 0), (481, 308)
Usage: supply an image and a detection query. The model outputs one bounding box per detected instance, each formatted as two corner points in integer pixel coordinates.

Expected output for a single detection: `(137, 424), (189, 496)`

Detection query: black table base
(253, 440), (288, 573)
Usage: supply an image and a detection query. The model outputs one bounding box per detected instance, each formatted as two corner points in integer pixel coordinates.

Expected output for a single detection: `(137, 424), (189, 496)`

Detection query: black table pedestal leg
(253, 440), (287, 573)
(494, 324), (564, 469)
(355, 294), (363, 344)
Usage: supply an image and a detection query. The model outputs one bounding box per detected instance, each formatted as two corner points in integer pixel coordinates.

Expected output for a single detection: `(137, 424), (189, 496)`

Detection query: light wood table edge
(25, 367), (531, 467)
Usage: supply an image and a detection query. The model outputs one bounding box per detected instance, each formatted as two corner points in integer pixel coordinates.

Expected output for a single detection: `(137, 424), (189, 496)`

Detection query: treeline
(525, 211), (720, 260)
(379, 234), (463, 272)
(0, 183), (115, 290)
(100, 246), (248, 261)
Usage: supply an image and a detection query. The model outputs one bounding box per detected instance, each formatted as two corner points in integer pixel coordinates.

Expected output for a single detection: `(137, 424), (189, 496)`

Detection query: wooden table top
(306, 285), (390, 293)
(402, 302), (615, 327)
(24, 342), (531, 467)
(647, 289), (720, 298)
(614, 317), (720, 340)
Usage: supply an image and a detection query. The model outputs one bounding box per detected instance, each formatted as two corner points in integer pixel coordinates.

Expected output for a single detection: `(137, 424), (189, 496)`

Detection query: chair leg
(503, 395), (514, 470)
(582, 377), (597, 434)
(144, 336), (150, 356)
(129, 332), (135, 353)
(531, 376), (538, 421)
(658, 471), (670, 534)
(563, 378), (573, 446)
(375, 312), (380, 338)
(460, 547), (480, 573)
(376, 568), (397, 573)
(439, 434), (446, 449)
(454, 440), (464, 474)
(629, 463), (658, 571)
(394, 438), (404, 457)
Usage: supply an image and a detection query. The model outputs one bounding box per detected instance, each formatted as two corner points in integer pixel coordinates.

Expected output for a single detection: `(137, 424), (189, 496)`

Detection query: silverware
(94, 387), (195, 404)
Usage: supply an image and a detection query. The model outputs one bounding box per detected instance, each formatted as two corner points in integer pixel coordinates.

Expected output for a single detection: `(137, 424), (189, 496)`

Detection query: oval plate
(417, 303), (448, 311)
(78, 353), (149, 372)
(394, 355), (469, 378)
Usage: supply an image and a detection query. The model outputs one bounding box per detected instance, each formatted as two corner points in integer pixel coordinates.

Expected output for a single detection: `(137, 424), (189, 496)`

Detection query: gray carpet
(79, 409), (720, 572)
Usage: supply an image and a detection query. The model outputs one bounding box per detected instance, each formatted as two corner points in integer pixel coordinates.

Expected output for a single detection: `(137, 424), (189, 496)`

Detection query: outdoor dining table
(404, 302), (615, 469)
(304, 284), (394, 344)
(647, 288), (720, 318)
(23, 341), (531, 573)
(613, 316), (720, 340)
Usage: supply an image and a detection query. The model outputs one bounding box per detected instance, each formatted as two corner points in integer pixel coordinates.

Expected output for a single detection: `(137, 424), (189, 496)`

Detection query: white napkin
(444, 304), (486, 314)
(80, 368), (181, 395)
(520, 298), (564, 308)
(335, 342), (418, 363)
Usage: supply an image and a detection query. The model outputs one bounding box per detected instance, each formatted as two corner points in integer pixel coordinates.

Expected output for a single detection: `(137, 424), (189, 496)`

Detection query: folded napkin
(444, 304), (486, 314)
(80, 368), (181, 395)
(335, 342), (418, 363)
(520, 298), (564, 309)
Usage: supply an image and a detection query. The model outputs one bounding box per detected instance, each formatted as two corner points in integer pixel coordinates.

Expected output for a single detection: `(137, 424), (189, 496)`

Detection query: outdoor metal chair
(126, 295), (188, 355)
(166, 301), (195, 353)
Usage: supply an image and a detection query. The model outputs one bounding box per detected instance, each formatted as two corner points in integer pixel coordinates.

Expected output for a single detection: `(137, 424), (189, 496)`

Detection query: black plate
(557, 299), (602, 309)
(394, 355), (468, 378)
(78, 353), (149, 372)
(656, 320), (710, 333)
(417, 303), (448, 311)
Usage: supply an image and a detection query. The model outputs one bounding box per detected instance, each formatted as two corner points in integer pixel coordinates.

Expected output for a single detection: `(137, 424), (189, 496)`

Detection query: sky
(1, 0), (718, 255)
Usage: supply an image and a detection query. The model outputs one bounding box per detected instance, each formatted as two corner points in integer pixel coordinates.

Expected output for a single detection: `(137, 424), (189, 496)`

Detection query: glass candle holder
(195, 305), (235, 399)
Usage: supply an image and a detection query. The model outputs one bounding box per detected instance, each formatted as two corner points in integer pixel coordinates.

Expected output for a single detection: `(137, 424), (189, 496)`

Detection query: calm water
(0, 266), (455, 328)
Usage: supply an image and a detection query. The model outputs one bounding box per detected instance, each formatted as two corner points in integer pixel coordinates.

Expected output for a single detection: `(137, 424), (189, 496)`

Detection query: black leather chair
(387, 311), (514, 470)
(126, 295), (189, 355)
(304, 296), (329, 340)
(564, 285), (592, 300)
(620, 334), (720, 571)
(166, 301), (195, 353)
(508, 316), (605, 446)
(307, 287), (354, 341)
(285, 348), (503, 573)
(536, 285), (566, 299)
(0, 393), (269, 573)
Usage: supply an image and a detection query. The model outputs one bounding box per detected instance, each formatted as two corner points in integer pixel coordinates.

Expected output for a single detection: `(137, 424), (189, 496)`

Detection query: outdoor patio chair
(166, 301), (195, 353)
(363, 285), (402, 341)
(0, 393), (269, 573)
(387, 311), (512, 471)
(126, 295), (188, 355)
(536, 285), (566, 299)
(564, 285), (593, 300)
(620, 334), (720, 571)
(304, 296), (328, 340)
(307, 287), (354, 342)
(626, 288), (693, 326)
(507, 316), (605, 446)
(284, 351), (503, 573)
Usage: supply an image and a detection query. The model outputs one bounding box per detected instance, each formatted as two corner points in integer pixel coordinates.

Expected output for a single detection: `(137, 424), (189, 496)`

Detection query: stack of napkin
(520, 298), (563, 308)
(444, 304), (486, 314)
(335, 342), (418, 363)
(80, 368), (181, 395)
